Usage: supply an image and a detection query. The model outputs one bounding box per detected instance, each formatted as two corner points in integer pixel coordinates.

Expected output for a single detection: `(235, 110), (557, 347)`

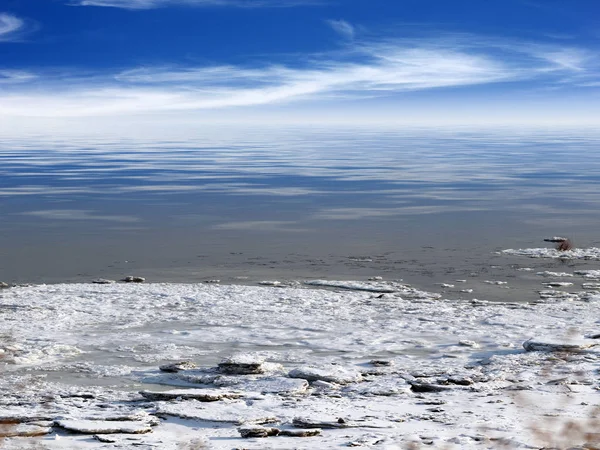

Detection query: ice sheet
(1, 279), (600, 449)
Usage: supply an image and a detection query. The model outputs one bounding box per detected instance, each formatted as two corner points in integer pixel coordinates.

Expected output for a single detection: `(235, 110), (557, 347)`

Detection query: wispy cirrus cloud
(0, 70), (37, 84)
(71, 0), (320, 9)
(213, 220), (305, 231)
(20, 209), (139, 223)
(327, 19), (355, 40)
(513, 44), (592, 72)
(0, 13), (25, 42)
(0, 35), (598, 119)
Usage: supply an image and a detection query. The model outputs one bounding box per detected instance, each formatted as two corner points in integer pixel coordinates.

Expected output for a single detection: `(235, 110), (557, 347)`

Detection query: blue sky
(1, 0), (599, 130)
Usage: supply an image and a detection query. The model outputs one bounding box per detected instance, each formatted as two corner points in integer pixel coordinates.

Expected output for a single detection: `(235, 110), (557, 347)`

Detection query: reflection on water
(1, 125), (600, 287)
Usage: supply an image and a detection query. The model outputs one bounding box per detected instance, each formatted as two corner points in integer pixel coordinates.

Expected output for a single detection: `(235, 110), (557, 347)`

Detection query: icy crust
(55, 419), (154, 434)
(305, 279), (441, 298)
(501, 247), (600, 259)
(2, 283), (600, 449)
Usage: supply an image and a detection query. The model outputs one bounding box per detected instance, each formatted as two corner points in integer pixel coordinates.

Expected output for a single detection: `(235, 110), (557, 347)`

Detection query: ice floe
(91, 278), (115, 284)
(54, 419), (154, 435)
(523, 336), (599, 352)
(218, 353), (273, 374)
(288, 365), (363, 385)
(574, 269), (600, 279)
(305, 279), (441, 298)
(483, 280), (508, 285)
(542, 281), (574, 287)
(156, 400), (278, 424)
(536, 271), (574, 277)
(159, 360), (198, 372)
(502, 247), (600, 259)
(139, 388), (244, 402)
(121, 276), (145, 283)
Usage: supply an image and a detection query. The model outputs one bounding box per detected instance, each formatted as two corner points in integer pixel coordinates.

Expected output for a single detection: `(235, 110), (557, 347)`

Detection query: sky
(0, 0), (599, 131)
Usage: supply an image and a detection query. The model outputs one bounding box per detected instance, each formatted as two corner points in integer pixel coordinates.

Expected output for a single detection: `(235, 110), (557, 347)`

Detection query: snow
(2, 277), (600, 449)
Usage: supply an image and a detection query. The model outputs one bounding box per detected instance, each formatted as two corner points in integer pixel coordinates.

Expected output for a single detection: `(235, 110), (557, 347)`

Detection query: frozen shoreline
(2, 251), (600, 449)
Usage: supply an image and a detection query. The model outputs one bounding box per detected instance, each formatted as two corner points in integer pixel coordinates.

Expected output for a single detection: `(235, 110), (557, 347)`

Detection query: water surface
(2, 125), (600, 299)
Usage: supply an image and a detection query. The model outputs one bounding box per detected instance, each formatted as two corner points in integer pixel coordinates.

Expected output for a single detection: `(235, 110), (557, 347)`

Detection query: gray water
(2, 125), (600, 300)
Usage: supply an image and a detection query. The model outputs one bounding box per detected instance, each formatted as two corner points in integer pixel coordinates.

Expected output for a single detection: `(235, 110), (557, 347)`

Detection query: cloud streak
(0, 13), (25, 42)
(0, 70), (37, 84)
(20, 209), (139, 222)
(71, 0), (319, 9)
(0, 35), (597, 118)
(327, 19), (355, 40)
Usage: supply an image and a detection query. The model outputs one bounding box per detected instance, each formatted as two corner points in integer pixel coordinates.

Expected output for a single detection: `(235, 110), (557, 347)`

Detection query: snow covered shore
(1, 269), (600, 449)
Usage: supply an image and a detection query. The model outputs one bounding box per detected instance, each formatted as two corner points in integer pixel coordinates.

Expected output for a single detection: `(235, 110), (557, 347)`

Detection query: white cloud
(20, 209), (139, 222)
(0, 70), (36, 83)
(522, 45), (592, 72)
(72, 0), (318, 9)
(0, 36), (597, 120)
(327, 19), (355, 40)
(213, 220), (306, 232)
(0, 13), (24, 41)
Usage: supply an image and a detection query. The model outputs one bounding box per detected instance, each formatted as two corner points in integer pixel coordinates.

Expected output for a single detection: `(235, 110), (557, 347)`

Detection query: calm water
(2, 125), (600, 298)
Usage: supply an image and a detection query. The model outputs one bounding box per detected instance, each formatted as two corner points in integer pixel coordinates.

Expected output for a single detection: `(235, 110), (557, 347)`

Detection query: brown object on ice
(556, 239), (573, 251)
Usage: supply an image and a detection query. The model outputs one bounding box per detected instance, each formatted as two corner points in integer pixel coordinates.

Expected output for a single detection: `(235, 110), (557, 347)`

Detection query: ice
(523, 336), (599, 352)
(7, 344), (83, 366)
(214, 376), (309, 395)
(238, 424), (280, 437)
(156, 400), (279, 424)
(159, 361), (198, 372)
(502, 247), (600, 259)
(305, 279), (441, 299)
(288, 365), (363, 384)
(305, 279), (399, 293)
(0, 423), (52, 437)
(55, 419), (153, 434)
(342, 377), (411, 396)
(3, 282), (600, 448)
(574, 269), (600, 279)
(139, 388), (243, 401)
(536, 271), (573, 277)
(543, 236), (569, 243)
(542, 281), (573, 287)
(218, 353), (272, 374)
(91, 278), (115, 284)
(292, 416), (353, 428)
(278, 428), (322, 437)
(258, 280), (282, 286)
